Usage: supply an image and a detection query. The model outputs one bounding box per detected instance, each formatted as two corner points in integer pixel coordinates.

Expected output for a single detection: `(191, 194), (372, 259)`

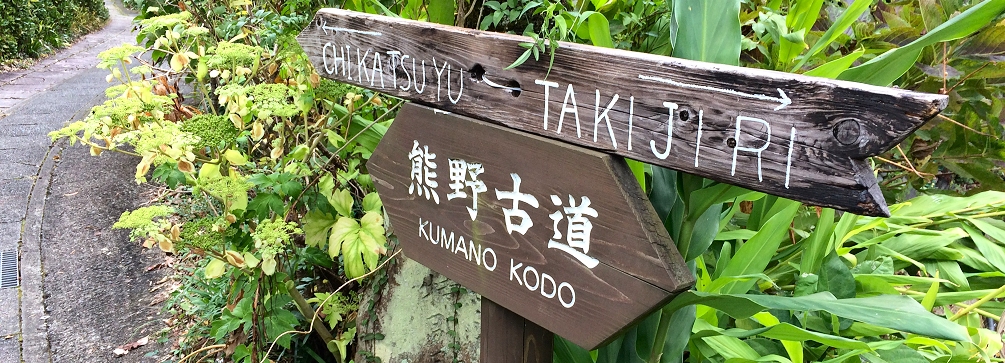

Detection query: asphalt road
(0, 1), (170, 361)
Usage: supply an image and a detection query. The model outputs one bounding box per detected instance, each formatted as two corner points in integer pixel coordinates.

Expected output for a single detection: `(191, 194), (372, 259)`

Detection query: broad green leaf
(819, 253), (855, 298)
(685, 203), (722, 261)
(223, 149), (248, 165)
(587, 13), (614, 48)
(715, 199), (800, 294)
(838, 0), (1005, 85)
(362, 192), (383, 213)
(303, 211), (337, 248)
(672, 0), (741, 65)
(329, 213), (386, 278)
(956, 24), (1005, 60)
(791, 0), (871, 71)
(329, 188), (354, 217)
(199, 162), (222, 180)
(329, 217), (359, 259)
(664, 291), (970, 341)
(804, 50), (864, 78)
(750, 312), (802, 362)
(779, 0), (824, 65)
(660, 305), (696, 363)
(204, 258), (227, 279)
(694, 319), (760, 360)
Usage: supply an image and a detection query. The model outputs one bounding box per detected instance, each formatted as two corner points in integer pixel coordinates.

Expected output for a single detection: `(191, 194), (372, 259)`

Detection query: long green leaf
(692, 322), (868, 350)
(427, 0), (455, 25)
(664, 291), (970, 341)
(838, 0), (1005, 85)
(803, 49), (864, 79)
(672, 0), (741, 65)
(587, 13), (614, 48)
(791, 0), (871, 72)
(800, 208), (836, 274)
(964, 223), (1005, 274)
(715, 199), (800, 294)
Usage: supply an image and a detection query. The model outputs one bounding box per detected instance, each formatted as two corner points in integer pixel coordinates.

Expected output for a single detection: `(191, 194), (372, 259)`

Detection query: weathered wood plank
(298, 9), (948, 216)
(481, 298), (553, 363)
(369, 103), (692, 349)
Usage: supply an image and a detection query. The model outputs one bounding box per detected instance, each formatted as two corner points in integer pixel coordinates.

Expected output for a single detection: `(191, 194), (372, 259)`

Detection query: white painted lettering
(785, 127), (795, 189)
(321, 42), (337, 75)
(731, 115), (772, 181)
(418, 218), (431, 242)
(469, 240), (480, 265)
(447, 63), (463, 104)
(433, 58), (448, 101)
(509, 259), (523, 285)
(439, 227), (454, 251)
(627, 96), (635, 151)
(540, 273), (557, 298)
(536, 79), (559, 130)
(413, 59), (426, 93)
(651, 102), (678, 160)
(558, 282), (576, 308)
(342, 46), (351, 79)
(594, 90), (619, 148)
(399, 55), (412, 91)
(371, 52), (384, 88)
(558, 83), (581, 137)
(483, 248), (497, 271)
(386, 51), (400, 89)
(694, 109), (704, 167)
(356, 48), (371, 84)
(523, 266), (540, 291)
(454, 234), (468, 259)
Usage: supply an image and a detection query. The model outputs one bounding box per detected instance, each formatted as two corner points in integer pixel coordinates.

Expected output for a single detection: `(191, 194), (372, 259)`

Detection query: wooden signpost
(297, 8), (948, 217)
(368, 103), (692, 351)
(297, 8), (950, 360)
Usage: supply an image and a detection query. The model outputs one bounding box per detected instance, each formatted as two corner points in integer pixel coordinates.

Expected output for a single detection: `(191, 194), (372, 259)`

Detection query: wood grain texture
(298, 9), (949, 216)
(481, 298), (553, 363)
(369, 103), (693, 349)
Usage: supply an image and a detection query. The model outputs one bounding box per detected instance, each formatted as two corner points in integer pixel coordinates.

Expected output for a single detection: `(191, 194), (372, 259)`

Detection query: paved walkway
(0, 1), (168, 361)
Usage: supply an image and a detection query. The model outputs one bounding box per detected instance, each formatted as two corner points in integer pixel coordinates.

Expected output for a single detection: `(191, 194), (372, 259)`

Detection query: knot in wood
(833, 118), (861, 146)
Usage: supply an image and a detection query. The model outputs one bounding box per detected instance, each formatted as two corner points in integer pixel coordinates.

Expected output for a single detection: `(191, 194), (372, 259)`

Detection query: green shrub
(0, 0), (108, 63)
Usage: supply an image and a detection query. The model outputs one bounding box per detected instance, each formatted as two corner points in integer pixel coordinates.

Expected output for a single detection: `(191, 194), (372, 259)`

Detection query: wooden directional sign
(368, 103), (693, 349)
(298, 9), (948, 217)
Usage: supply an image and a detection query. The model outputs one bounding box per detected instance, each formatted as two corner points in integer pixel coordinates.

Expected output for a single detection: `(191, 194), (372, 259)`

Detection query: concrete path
(0, 1), (169, 362)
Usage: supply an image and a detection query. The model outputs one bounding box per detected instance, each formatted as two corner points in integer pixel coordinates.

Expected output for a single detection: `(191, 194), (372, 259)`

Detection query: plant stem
(286, 280), (337, 343)
(949, 283), (1005, 321)
(648, 305), (676, 363)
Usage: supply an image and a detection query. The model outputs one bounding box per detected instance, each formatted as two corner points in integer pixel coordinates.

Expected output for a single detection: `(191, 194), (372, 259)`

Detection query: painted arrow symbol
(638, 74), (792, 110)
(317, 18), (383, 36)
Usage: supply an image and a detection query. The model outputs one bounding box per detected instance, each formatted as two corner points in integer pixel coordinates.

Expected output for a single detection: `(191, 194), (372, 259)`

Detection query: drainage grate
(0, 250), (18, 289)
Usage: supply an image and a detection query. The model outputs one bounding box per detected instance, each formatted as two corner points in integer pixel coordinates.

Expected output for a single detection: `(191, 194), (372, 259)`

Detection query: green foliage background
(46, 0), (1005, 362)
(0, 0), (109, 62)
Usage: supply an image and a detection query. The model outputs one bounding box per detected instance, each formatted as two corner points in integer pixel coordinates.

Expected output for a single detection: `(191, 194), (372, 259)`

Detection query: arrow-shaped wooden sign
(368, 103), (693, 349)
(297, 9), (948, 217)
